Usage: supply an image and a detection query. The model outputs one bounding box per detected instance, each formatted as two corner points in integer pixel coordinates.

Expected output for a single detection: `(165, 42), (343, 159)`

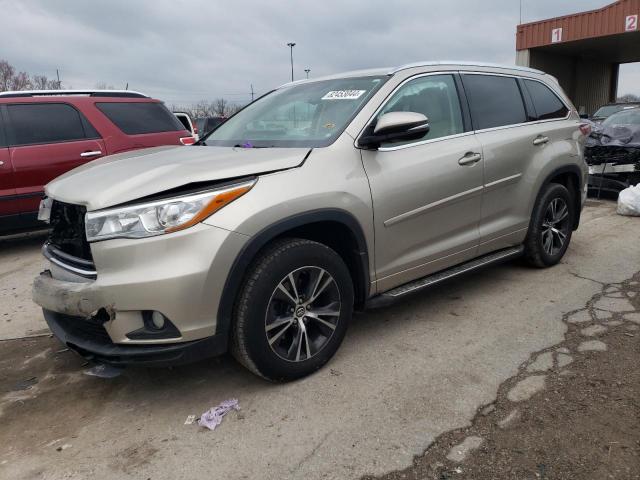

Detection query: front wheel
(231, 238), (354, 381)
(524, 183), (575, 268)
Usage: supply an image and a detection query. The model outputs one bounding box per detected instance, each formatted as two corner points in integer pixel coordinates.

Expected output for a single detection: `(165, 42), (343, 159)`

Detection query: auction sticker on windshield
(322, 90), (366, 100)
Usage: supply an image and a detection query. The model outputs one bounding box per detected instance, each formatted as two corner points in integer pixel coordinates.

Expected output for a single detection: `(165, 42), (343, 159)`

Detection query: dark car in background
(195, 116), (226, 136)
(591, 102), (640, 123)
(0, 90), (193, 234)
(586, 107), (640, 196)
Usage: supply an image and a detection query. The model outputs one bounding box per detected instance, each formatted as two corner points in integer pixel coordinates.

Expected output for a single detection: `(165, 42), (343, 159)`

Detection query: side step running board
(366, 245), (524, 309)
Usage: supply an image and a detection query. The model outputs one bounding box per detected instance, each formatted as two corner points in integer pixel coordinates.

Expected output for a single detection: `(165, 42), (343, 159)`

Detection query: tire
(231, 238), (354, 381)
(524, 183), (575, 268)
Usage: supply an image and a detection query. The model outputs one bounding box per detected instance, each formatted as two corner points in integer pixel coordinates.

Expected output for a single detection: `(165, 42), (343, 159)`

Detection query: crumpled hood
(46, 145), (310, 210)
(586, 123), (640, 149)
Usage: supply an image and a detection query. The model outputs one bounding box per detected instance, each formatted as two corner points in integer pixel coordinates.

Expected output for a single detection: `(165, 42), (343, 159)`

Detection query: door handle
(0, 161), (4, 166)
(80, 150), (103, 158)
(458, 152), (482, 166)
(532, 136), (549, 146)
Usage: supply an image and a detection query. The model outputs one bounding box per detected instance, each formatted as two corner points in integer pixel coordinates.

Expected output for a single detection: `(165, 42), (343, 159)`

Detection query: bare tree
(213, 98), (229, 116)
(190, 100), (213, 118)
(0, 60), (15, 91)
(227, 103), (243, 115)
(617, 93), (640, 103)
(170, 104), (197, 118)
(0, 59), (63, 92)
(46, 78), (62, 90)
(10, 71), (31, 90)
(31, 74), (49, 89)
(173, 99), (243, 119)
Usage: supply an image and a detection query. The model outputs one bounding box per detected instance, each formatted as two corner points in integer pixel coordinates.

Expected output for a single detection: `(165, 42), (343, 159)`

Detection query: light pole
(304, 68), (310, 79)
(287, 42), (296, 82)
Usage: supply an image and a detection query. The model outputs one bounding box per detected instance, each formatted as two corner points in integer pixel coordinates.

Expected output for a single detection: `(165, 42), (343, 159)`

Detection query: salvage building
(516, 0), (640, 114)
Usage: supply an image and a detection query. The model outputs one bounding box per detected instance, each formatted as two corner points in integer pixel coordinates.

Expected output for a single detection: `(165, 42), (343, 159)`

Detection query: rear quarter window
(6, 103), (97, 146)
(523, 80), (568, 120)
(462, 74), (527, 130)
(96, 102), (185, 135)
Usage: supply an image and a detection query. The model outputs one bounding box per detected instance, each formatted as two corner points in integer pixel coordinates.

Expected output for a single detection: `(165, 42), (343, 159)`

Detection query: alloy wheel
(541, 197), (570, 256)
(265, 266), (341, 362)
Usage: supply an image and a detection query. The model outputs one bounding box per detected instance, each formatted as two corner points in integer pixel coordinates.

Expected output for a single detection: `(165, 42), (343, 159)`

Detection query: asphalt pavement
(0, 199), (638, 480)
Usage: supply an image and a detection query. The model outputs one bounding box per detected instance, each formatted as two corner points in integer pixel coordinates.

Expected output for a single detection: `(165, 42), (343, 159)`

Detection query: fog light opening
(151, 311), (166, 330)
(129, 311), (182, 340)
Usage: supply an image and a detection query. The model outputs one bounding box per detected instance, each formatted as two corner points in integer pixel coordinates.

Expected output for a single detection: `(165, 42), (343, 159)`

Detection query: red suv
(0, 90), (193, 234)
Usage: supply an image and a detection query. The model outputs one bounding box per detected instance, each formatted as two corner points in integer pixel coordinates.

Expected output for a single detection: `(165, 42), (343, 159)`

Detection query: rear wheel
(524, 183), (575, 268)
(231, 238), (354, 381)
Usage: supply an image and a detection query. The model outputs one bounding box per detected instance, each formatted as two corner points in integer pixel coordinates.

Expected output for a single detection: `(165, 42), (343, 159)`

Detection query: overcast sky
(1, 0), (638, 106)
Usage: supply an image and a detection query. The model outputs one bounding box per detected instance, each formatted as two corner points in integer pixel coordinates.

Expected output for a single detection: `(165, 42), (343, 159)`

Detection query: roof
(0, 89), (148, 98)
(278, 61), (545, 88)
(517, 0), (640, 50)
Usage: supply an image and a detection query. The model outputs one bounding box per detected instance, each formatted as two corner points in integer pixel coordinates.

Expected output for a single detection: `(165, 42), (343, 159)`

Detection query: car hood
(46, 146), (310, 210)
(586, 124), (640, 149)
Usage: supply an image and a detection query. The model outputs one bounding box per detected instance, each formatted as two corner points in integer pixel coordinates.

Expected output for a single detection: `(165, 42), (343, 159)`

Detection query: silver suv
(33, 62), (588, 381)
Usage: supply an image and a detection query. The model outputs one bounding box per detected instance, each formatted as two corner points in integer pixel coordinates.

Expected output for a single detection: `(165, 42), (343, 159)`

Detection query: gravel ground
(366, 272), (640, 480)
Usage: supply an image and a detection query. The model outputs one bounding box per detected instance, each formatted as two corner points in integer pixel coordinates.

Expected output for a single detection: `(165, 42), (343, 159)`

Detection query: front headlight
(85, 179), (256, 242)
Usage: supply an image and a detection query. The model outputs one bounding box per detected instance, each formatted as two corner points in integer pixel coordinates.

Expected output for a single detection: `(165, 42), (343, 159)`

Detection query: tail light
(579, 123), (592, 136)
(180, 136), (196, 145)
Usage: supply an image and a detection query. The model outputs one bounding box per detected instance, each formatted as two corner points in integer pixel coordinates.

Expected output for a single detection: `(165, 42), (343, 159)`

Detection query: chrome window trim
(354, 70), (573, 152)
(377, 131), (475, 152)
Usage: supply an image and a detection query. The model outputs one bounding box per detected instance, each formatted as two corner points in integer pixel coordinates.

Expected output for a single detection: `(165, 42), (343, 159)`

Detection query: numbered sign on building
(551, 27), (563, 43)
(626, 15), (638, 31)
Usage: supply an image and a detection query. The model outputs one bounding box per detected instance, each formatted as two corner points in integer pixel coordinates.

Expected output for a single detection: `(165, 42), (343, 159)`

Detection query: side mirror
(579, 113), (589, 119)
(359, 112), (430, 149)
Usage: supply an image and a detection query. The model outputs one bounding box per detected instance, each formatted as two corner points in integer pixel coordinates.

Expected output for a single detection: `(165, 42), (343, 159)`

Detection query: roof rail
(389, 61), (545, 75)
(0, 89), (148, 98)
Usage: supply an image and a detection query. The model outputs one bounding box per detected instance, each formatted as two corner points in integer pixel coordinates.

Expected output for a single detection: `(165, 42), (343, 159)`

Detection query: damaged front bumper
(32, 221), (249, 366)
(33, 271), (227, 366)
(32, 270), (111, 318)
(43, 309), (227, 367)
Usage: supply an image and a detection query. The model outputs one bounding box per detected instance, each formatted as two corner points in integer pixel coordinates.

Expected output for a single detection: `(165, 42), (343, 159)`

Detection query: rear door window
(96, 102), (185, 135)
(523, 79), (569, 120)
(6, 103), (97, 146)
(462, 74), (527, 130)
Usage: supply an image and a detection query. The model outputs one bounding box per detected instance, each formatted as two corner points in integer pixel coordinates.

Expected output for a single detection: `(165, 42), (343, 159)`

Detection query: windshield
(200, 76), (387, 148)
(602, 109), (640, 126)
(594, 105), (637, 118)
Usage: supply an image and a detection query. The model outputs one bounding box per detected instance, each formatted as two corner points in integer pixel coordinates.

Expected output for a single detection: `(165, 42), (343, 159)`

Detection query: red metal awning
(517, 0), (640, 50)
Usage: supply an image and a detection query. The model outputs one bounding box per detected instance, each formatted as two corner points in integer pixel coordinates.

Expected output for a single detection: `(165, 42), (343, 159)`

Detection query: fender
(536, 164), (584, 230)
(215, 208), (370, 338)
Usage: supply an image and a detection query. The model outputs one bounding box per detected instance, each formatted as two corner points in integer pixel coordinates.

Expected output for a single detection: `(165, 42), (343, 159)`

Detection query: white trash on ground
(617, 183), (640, 216)
(198, 399), (240, 430)
(83, 363), (123, 378)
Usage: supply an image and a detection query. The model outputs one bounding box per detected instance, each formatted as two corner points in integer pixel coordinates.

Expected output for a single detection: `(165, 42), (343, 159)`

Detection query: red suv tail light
(180, 136), (196, 145)
(579, 123), (592, 136)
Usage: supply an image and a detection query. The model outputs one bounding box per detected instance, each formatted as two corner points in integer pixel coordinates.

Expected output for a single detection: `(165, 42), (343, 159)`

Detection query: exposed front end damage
(586, 123), (640, 196)
(32, 197), (249, 366)
(32, 270), (113, 318)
